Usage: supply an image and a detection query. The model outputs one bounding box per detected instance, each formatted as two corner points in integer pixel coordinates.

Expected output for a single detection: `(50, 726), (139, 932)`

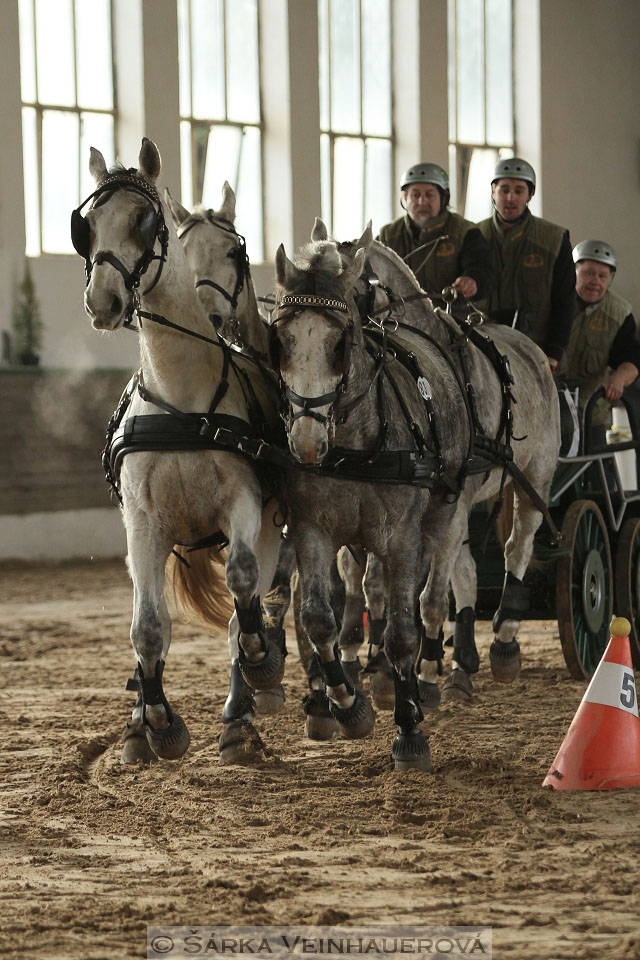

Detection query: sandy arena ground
(1, 558), (640, 960)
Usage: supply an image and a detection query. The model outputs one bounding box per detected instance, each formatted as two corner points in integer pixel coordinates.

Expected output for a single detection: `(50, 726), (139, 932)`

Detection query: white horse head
(273, 239), (366, 464)
(82, 138), (165, 330)
(166, 182), (240, 331)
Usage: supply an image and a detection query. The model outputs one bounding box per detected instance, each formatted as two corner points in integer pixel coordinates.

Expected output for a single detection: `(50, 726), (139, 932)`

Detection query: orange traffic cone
(543, 617), (640, 790)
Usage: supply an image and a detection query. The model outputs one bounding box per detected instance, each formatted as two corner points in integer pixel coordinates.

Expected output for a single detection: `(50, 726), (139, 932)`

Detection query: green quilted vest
(477, 210), (565, 347)
(558, 289), (632, 424)
(379, 211), (473, 295)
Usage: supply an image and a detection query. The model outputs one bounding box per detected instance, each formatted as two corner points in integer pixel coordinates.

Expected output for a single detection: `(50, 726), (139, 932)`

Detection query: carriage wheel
(614, 516), (640, 669)
(556, 499), (613, 680)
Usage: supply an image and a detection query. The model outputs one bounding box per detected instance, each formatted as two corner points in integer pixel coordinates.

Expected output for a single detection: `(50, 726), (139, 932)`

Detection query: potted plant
(12, 261), (43, 366)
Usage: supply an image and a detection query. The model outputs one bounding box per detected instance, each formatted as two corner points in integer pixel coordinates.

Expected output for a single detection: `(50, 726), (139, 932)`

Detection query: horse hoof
(145, 713), (190, 760)
(239, 641), (285, 691)
(121, 723), (157, 765)
(340, 657), (363, 691)
(369, 670), (395, 710)
(219, 720), (266, 765)
(254, 684), (286, 716)
(442, 669), (473, 702)
(418, 679), (441, 712)
(303, 689), (338, 740)
(392, 731), (433, 772)
(489, 639), (521, 682)
(329, 690), (375, 739)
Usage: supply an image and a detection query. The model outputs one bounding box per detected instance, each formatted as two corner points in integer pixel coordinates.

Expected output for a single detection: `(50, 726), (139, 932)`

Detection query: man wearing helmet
(557, 240), (640, 443)
(478, 157), (576, 372)
(378, 162), (494, 305)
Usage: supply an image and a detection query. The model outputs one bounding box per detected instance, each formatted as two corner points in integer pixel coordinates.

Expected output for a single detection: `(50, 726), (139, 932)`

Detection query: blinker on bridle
(71, 172), (170, 302)
(270, 294), (357, 432)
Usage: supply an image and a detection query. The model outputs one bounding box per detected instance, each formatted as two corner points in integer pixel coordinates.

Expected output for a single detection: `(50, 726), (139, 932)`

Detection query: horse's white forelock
(295, 240), (343, 275)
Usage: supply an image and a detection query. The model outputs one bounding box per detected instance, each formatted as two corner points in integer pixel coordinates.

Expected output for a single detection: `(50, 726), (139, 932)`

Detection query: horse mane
(369, 239), (423, 291)
(285, 240), (343, 289)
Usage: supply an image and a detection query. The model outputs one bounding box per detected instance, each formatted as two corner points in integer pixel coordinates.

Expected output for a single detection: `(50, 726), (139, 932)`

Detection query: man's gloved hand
(453, 276), (478, 299)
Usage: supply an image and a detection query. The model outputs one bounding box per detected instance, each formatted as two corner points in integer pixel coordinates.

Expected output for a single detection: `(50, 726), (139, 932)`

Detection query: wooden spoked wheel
(557, 500), (613, 679)
(614, 516), (640, 669)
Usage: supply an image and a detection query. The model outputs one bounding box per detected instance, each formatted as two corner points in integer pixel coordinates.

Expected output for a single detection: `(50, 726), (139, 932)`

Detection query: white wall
(538, 0), (640, 308)
(3, 0), (640, 557)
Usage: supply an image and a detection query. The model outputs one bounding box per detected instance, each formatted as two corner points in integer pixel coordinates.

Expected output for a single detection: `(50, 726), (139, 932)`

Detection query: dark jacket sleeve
(609, 314), (640, 371)
(459, 228), (495, 300)
(546, 231), (576, 360)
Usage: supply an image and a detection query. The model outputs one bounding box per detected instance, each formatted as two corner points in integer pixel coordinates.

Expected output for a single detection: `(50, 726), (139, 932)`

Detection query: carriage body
(472, 388), (640, 678)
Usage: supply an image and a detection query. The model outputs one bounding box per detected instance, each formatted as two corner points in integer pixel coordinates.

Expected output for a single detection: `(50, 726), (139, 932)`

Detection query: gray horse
(333, 223), (561, 703)
(270, 232), (559, 771)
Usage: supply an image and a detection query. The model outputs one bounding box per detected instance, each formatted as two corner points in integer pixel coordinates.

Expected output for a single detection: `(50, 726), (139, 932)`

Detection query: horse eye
(226, 248), (237, 259)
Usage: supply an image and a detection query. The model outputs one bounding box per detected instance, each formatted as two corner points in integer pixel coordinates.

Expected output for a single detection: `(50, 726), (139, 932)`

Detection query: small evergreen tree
(12, 261), (43, 365)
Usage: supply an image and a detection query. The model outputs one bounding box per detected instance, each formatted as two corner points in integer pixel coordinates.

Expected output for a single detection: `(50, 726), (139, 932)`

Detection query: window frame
(447, 0), (515, 217)
(177, 0), (265, 259)
(19, 0), (118, 256)
(319, 0), (394, 237)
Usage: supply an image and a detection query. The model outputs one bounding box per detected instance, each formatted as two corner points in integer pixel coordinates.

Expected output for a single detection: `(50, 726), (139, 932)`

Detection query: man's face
(575, 259), (613, 304)
(491, 178), (530, 221)
(403, 183), (442, 225)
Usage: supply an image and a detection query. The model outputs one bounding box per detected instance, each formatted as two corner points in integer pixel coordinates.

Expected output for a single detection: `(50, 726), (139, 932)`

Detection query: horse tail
(166, 548), (233, 632)
(496, 483), (544, 571)
(495, 485), (514, 550)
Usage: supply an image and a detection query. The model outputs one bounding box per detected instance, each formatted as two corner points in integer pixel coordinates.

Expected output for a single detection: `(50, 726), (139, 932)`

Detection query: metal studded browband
(279, 294), (349, 312)
(94, 172), (162, 208)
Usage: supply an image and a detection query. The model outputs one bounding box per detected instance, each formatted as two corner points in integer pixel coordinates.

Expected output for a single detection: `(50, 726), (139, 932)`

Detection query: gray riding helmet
(492, 157), (536, 193)
(400, 163), (449, 192)
(572, 239), (617, 272)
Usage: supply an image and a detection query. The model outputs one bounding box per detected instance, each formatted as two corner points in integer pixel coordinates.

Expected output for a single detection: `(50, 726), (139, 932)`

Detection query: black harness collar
(71, 172), (170, 299)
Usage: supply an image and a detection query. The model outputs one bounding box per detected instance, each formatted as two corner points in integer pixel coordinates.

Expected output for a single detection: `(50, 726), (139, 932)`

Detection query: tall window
(318, 0), (393, 240)
(447, 0), (513, 221)
(19, 0), (116, 256)
(177, 0), (263, 261)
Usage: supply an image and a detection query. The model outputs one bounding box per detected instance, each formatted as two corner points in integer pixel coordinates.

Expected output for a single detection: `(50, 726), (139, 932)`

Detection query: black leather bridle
(176, 212), (250, 341)
(270, 294), (385, 435)
(71, 173), (169, 300)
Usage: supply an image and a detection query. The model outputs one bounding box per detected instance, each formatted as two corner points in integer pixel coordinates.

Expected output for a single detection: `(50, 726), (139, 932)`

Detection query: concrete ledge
(0, 508), (127, 561)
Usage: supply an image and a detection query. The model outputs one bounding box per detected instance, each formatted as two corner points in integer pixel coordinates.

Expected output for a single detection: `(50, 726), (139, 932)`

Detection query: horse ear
(164, 188), (190, 229)
(220, 181), (236, 221)
(89, 147), (107, 183)
(355, 221), (373, 250)
(138, 137), (161, 183)
(311, 218), (328, 242)
(343, 246), (367, 287)
(275, 244), (301, 287)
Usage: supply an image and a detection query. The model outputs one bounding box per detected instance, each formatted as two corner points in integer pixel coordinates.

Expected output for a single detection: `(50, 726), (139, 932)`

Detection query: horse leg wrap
(235, 596), (266, 648)
(367, 617), (386, 653)
(492, 572), (530, 634)
(137, 660), (173, 721)
(319, 645), (355, 698)
(391, 671), (431, 771)
(417, 629), (444, 711)
(392, 670), (424, 732)
(452, 607), (479, 674)
(122, 667), (158, 764)
(363, 618), (389, 674)
(137, 660), (191, 760)
(222, 658), (255, 723)
(236, 595), (285, 689)
(419, 629), (445, 676)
